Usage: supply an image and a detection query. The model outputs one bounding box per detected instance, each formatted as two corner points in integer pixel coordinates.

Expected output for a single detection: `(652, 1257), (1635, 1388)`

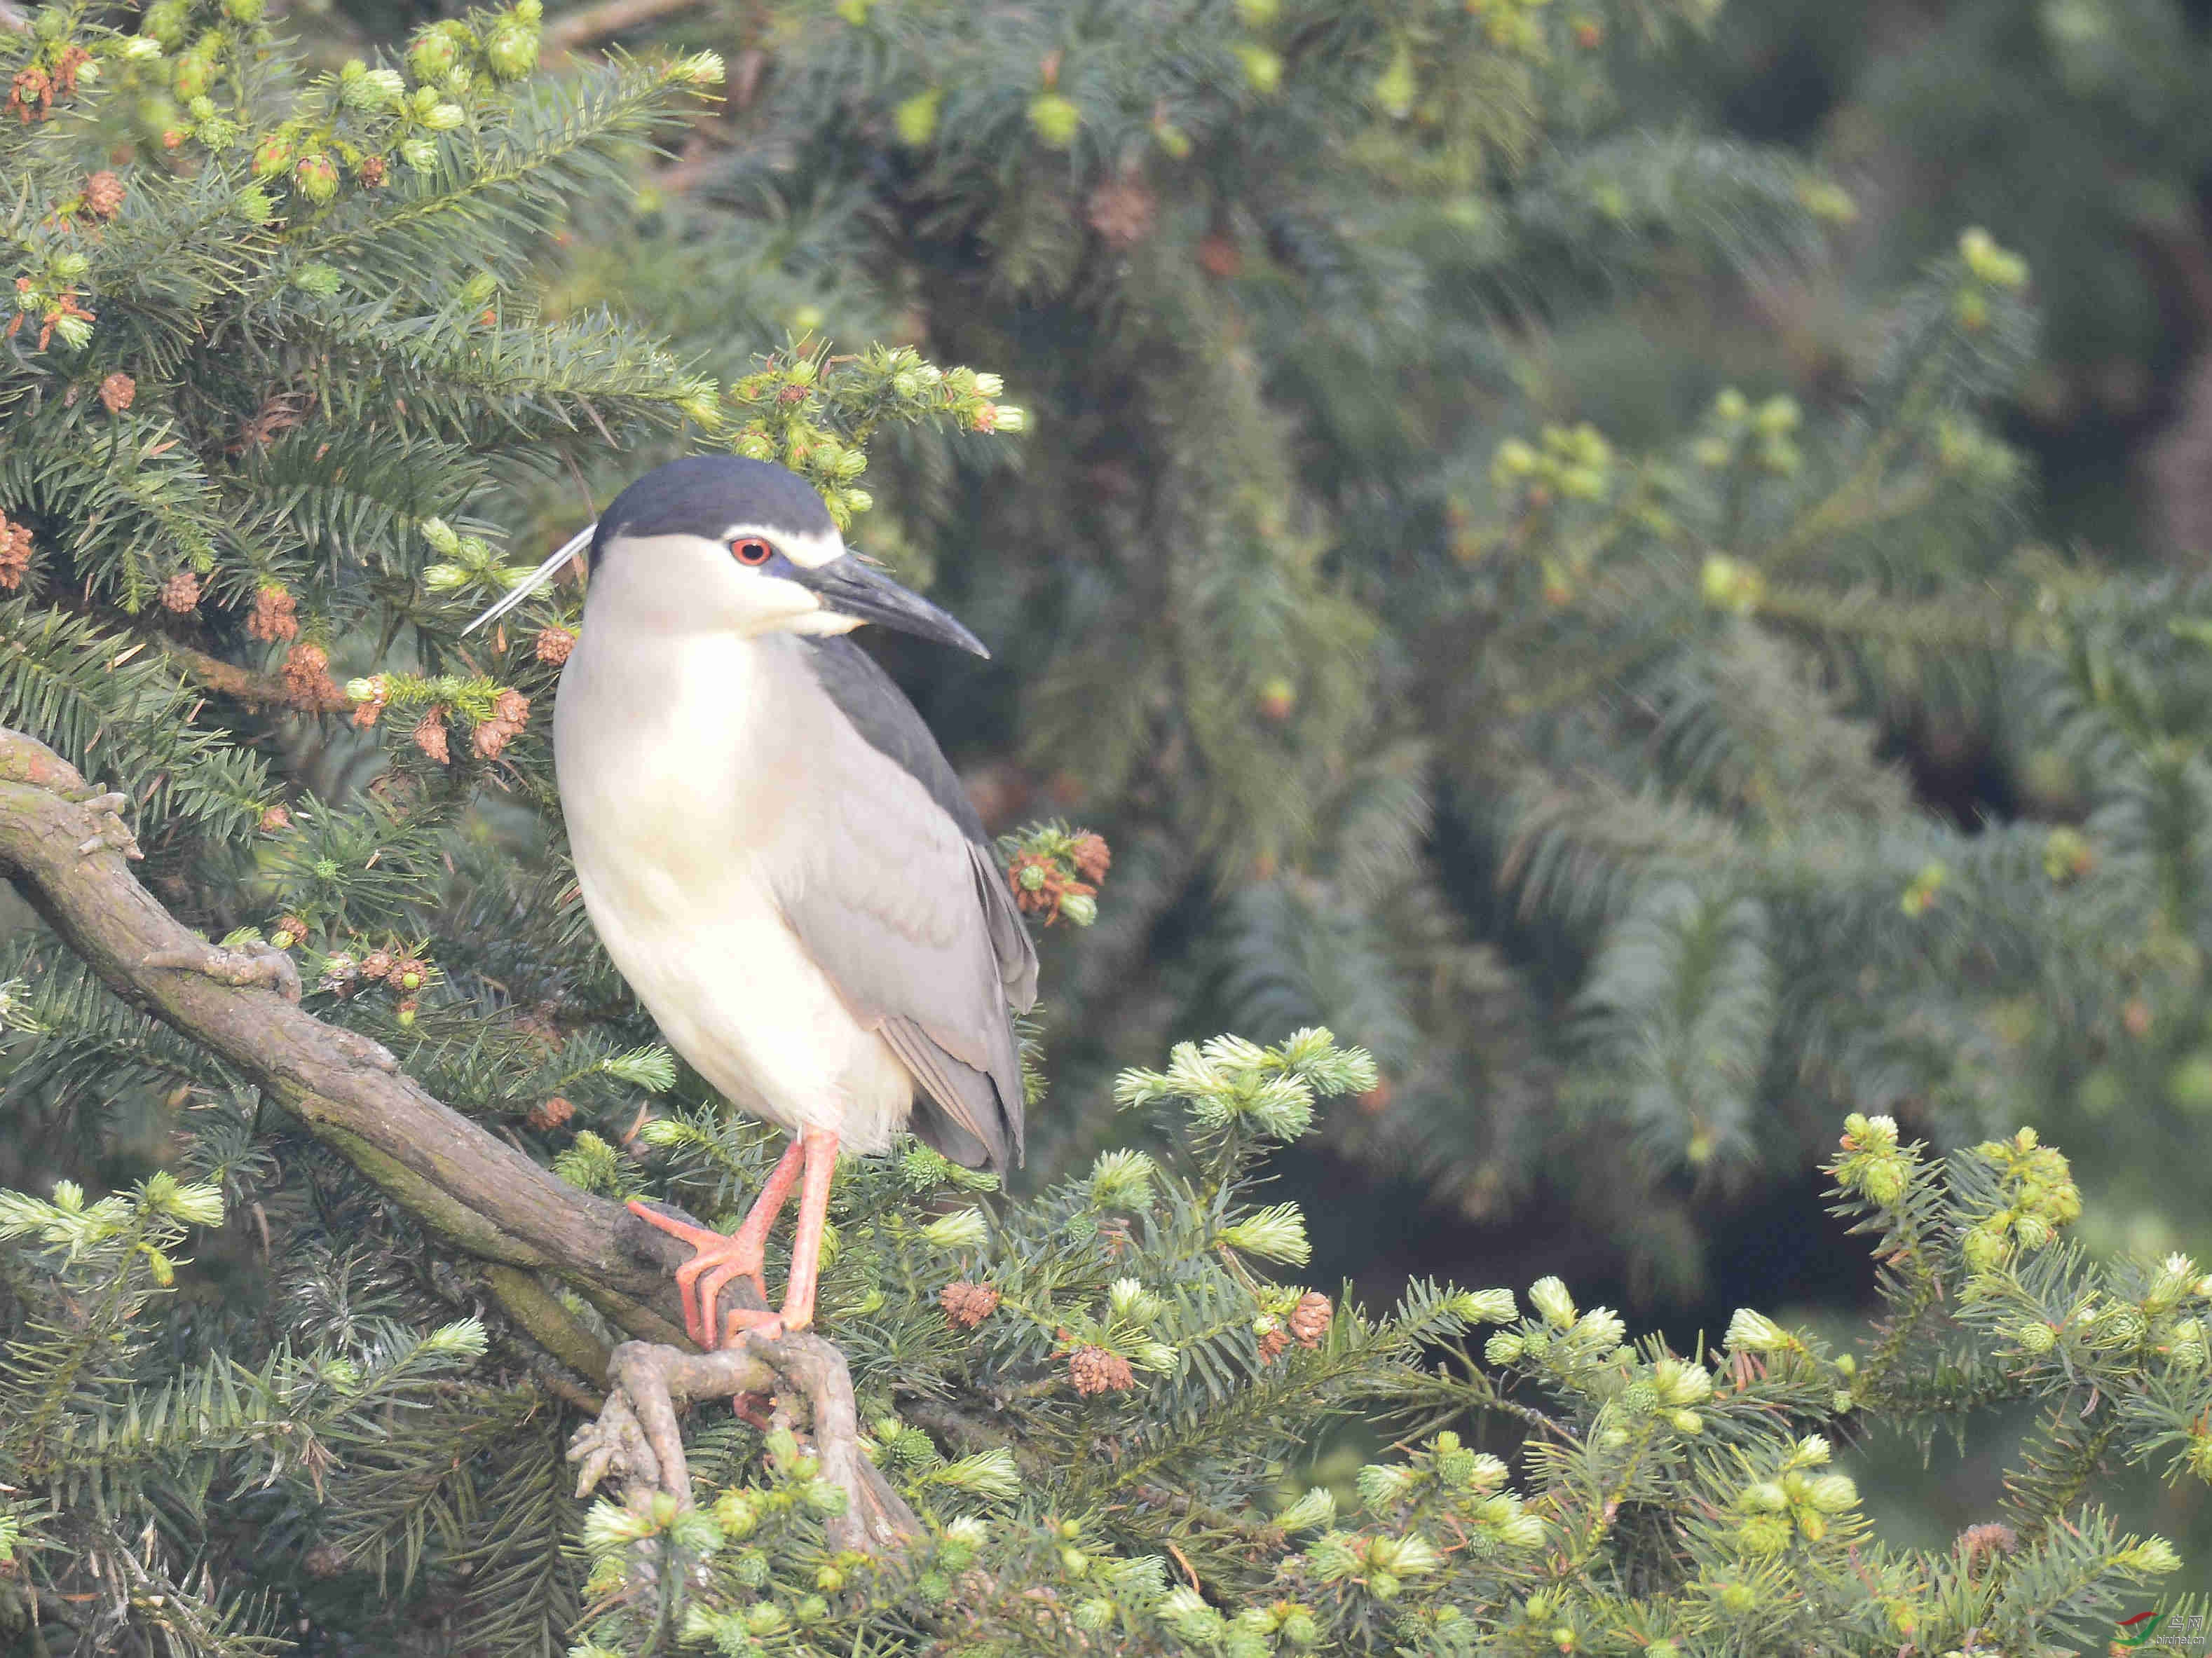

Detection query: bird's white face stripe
(721, 521), (846, 570)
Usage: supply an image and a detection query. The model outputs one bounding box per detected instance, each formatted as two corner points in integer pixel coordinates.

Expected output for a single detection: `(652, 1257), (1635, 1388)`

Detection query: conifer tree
(511, 0), (2212, 1298)
(6, 0), (2212, 1653)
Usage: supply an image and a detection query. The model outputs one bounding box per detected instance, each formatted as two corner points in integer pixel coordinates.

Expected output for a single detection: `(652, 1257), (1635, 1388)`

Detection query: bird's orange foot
(626, 1199), (768, 1350)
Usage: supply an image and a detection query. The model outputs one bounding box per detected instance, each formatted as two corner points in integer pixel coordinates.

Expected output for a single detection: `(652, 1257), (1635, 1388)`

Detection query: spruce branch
(154, 635), (354, 715)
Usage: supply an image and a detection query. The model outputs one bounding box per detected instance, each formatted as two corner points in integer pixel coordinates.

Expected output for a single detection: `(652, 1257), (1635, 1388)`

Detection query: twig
(569, 1336), (920, 1553)
(142, 939), (301, 1003)
(545, 0), (710, 53)
(487, 1261), (616, 1384)
(154, 637), (353, 715)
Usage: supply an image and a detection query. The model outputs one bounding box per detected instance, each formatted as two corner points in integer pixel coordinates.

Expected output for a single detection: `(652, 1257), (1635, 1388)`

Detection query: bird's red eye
(730, 537), (775, 567)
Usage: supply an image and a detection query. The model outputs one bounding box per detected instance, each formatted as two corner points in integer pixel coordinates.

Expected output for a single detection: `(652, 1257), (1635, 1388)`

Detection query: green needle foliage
(9, 1018), (2212, 1654)
(519, 0), (2212, 1296)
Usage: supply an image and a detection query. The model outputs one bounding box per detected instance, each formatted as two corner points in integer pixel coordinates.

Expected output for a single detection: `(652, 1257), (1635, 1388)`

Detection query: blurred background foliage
(376, 0), (2212, 1559)
(13, 0), (2212, 1596)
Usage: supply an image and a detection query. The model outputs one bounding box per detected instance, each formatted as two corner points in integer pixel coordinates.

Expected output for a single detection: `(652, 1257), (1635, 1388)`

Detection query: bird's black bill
(800, 555), (990, 658)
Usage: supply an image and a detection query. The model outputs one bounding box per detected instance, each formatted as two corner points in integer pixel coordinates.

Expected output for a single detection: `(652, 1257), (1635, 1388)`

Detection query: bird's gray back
(800, 637), (988, 842)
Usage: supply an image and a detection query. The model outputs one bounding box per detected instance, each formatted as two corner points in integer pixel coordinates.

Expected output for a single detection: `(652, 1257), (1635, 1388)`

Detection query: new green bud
(143, 0), (189, 47)
(744, 1603), (788, 1638)
(1234, 41), (1282, 93)
(293, 153), (339, 204)
(1527, 1275), (1575, 1328)
(251, 132), (293, 177)
(889, 86), (943, 148)
(407, 26), (460, 82)
(1027, 92), (1080, 148)
(484, 20), (536, 78)
(171, 52), (212, 99)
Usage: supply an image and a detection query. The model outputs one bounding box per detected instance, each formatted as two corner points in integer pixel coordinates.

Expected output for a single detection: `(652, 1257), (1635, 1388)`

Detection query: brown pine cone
(270, 914), (309, 948)
(82, 170), (125, 217)
(1197, 231), (1243, 279)
(358, 154), (386, 187)
(1956, 1522), (2018, 1573)
(472, 688), (532, 760)
(527, 1095), (575, 1131)
(472, 718), (514, 760)
(1069, 833), (1112, 882)
(360, 950), (395, 981)
(412, 708), (450, 765)
(97, 370), (135, 413)
(1257, 1327), (1290, 1365)
(939, 1280), (1001, 1329)
(1288, 1291), (1332, 1348)
(280, 642), (340, 707)
(303, 1544), (347, 1579)
(390, 957), (428, 992)
(257, 804), (291, 833)
(1085, 173), (1156, 248)
(535, 625), (576, 665)
(158, 569), (200, 612)
(1068, 1345), (1134, 1397)
(247, 584), (300, 642)
(7, 64), (53, 124)
(0, 515), (34, 592)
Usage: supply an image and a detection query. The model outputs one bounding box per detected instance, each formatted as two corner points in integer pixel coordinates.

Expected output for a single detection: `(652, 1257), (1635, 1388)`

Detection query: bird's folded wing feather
(767, 652), (1037, 1166)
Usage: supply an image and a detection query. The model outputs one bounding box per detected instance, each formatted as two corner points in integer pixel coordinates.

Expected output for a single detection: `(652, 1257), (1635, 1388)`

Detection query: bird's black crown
(589, 455), (836, 572)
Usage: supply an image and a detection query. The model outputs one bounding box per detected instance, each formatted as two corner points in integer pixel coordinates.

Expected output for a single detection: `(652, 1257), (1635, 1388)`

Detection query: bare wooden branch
(571, 1338), (919, 1553)
(545, 0), (709, 53)
(0, 721), (918, 1553)
(156, 636), (354, 714)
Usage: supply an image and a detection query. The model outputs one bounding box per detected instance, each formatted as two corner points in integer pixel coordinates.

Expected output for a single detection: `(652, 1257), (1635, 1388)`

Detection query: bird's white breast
(552, 601), (917, 1151)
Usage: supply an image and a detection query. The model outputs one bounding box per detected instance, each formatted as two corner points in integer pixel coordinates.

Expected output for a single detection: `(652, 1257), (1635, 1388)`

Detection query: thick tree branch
(0, 721), (918, 1549)
(545, 0), (708, 53)
(570, 1338), (917, 1554)
(1, 722), (684, 1326)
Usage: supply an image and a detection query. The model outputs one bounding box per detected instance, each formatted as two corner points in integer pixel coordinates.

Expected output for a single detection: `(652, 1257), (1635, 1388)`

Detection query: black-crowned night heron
(468, 455), (1037, 1346)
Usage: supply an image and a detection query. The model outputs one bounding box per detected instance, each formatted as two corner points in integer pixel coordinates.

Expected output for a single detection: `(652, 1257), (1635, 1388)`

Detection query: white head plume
(460, 521), (596, 637)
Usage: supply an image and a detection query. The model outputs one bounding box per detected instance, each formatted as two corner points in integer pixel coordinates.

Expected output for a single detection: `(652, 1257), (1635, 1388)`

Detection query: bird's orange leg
(718, 1127), (838, 1343)
(627, 1137), (805, 1348)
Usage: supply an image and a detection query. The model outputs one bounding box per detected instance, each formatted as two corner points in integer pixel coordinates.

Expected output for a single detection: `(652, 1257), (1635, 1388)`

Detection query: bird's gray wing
(769, 640), (1037, 1168)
